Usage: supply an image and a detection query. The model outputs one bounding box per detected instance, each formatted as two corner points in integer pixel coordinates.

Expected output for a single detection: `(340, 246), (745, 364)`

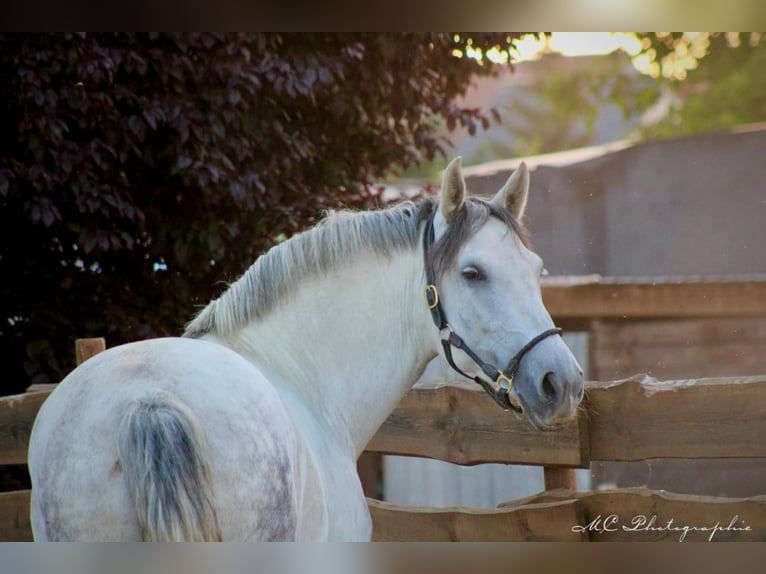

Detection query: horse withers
(28, 157), (583, 541)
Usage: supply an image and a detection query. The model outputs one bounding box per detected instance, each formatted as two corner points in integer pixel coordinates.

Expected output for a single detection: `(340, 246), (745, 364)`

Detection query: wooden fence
(2, 276), (766, 541)
(365, 374), (766, 540)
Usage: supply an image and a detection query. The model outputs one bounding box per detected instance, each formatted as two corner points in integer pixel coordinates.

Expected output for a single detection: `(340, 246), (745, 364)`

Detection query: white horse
(28, 158), (584, 541)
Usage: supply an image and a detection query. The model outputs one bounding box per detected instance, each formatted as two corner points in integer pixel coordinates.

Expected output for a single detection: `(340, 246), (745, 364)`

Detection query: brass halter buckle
(494, 372), (514, 394)
(425, 284), (440, 310)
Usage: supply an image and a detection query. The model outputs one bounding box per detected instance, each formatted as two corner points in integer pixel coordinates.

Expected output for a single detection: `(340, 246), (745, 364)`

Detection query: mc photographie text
(572, 513), (752, 541)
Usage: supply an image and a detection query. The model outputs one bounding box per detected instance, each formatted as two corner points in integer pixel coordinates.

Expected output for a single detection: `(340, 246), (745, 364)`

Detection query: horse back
(28, 337), (323, 541)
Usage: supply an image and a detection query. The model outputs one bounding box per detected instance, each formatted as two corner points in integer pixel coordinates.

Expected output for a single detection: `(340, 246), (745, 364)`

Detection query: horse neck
(214, 249), (436, 458)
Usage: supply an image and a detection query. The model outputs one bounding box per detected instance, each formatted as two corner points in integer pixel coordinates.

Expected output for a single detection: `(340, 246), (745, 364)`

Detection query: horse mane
(184, 200), (432, 337)
(184, 197), (527, 338)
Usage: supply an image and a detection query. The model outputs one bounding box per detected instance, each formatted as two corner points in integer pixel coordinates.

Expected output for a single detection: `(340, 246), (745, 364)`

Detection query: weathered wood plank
(0, 391), (51, 466)
(0, 490), (32, 541)
(373, 488), (766, 542)
(75, 337), (106, 366)
(593, 317), (766, 348)
(542, 275), (766, 320)
(7, 375), (766, 468)
(368, 497), (586, 541)
(591, 317), (766, 381)
(25, 383), (57, 394)
(586, 374), (766, 461)
(499, 489), (766, 542)
(366, 382), (589, 467)
(544, 467), (578, 491)
(3, 339), (106, 465)
(367, 375), (766, 464)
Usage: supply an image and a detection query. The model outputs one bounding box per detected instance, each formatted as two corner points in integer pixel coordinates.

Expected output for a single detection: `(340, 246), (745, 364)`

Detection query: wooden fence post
(543, 467), (578, 491)
(75, 338), (106, 366)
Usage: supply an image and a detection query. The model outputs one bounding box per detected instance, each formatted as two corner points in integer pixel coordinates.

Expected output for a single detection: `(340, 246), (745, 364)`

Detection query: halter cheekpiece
(422, 214), (562, 412)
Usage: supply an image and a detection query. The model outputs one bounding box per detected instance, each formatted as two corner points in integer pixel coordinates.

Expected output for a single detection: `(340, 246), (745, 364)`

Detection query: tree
(0, 32), (527, 394)
(465, 32), (766, 163)
(491, 52), (641, 158)
(632, 32), (766, 138)
(463, 50), (657, 165)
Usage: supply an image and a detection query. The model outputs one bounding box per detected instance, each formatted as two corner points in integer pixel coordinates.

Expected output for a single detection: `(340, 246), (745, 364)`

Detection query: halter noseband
(423, 214), (562, 412)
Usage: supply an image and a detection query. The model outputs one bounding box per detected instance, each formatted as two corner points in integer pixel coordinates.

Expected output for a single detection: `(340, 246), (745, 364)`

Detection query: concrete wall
(464, 125), (766, 277)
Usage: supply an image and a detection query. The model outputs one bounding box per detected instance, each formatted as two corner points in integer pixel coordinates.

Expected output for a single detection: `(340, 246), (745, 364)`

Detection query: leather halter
(422, 214), (562, 412)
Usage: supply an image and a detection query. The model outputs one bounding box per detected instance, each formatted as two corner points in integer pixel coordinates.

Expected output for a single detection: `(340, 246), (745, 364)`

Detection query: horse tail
(117, 392), (222, 541)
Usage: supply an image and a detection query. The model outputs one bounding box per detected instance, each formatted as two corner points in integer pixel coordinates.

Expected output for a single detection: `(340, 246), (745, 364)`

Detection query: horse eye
(461, 266), (483, 281)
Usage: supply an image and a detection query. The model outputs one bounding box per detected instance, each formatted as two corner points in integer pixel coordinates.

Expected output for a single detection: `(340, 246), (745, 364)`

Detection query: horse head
(426, 157), (584, 430)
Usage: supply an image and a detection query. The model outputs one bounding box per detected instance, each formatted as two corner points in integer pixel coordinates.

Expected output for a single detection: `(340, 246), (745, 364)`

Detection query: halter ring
(495, 372), (514, 393)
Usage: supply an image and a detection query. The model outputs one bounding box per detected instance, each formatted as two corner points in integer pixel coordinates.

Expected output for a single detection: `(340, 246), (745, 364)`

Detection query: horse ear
(438, 156), (466, 224)
(492, 162), (529, 220)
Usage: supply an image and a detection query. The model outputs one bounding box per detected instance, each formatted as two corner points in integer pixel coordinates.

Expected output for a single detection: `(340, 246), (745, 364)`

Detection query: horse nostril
(541, 372), (557, 405)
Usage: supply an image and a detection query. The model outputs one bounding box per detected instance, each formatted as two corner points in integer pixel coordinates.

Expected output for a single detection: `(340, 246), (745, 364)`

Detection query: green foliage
(509, 56), (601, 155)
(0, 32), (524, 394)
(634, 32), (766, 138)
(465, 33), (766, 164)
(467, 51), (654, 162)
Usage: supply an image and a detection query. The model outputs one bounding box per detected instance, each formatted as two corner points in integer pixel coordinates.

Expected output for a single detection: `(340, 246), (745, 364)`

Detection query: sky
(474, 32), (709, 80)
(468, 32), (642, 65)
(513, 32), (643, 60)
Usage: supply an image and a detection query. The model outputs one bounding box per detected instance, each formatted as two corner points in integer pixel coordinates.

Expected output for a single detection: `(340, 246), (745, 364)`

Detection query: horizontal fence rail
(15, 485), (764, 542)
(365, 374), (766, 464)
(7, 374), (764, 470)
(541, 274), (766, 320)
(369, 489), (766, 542)
(0, 392), (49, 467)
(364, 381), (589, 467)
(0, 490), (31, 542)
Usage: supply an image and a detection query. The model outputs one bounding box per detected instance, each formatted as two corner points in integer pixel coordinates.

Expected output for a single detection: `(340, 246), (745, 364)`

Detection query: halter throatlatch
(423, 215), (562, 412)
